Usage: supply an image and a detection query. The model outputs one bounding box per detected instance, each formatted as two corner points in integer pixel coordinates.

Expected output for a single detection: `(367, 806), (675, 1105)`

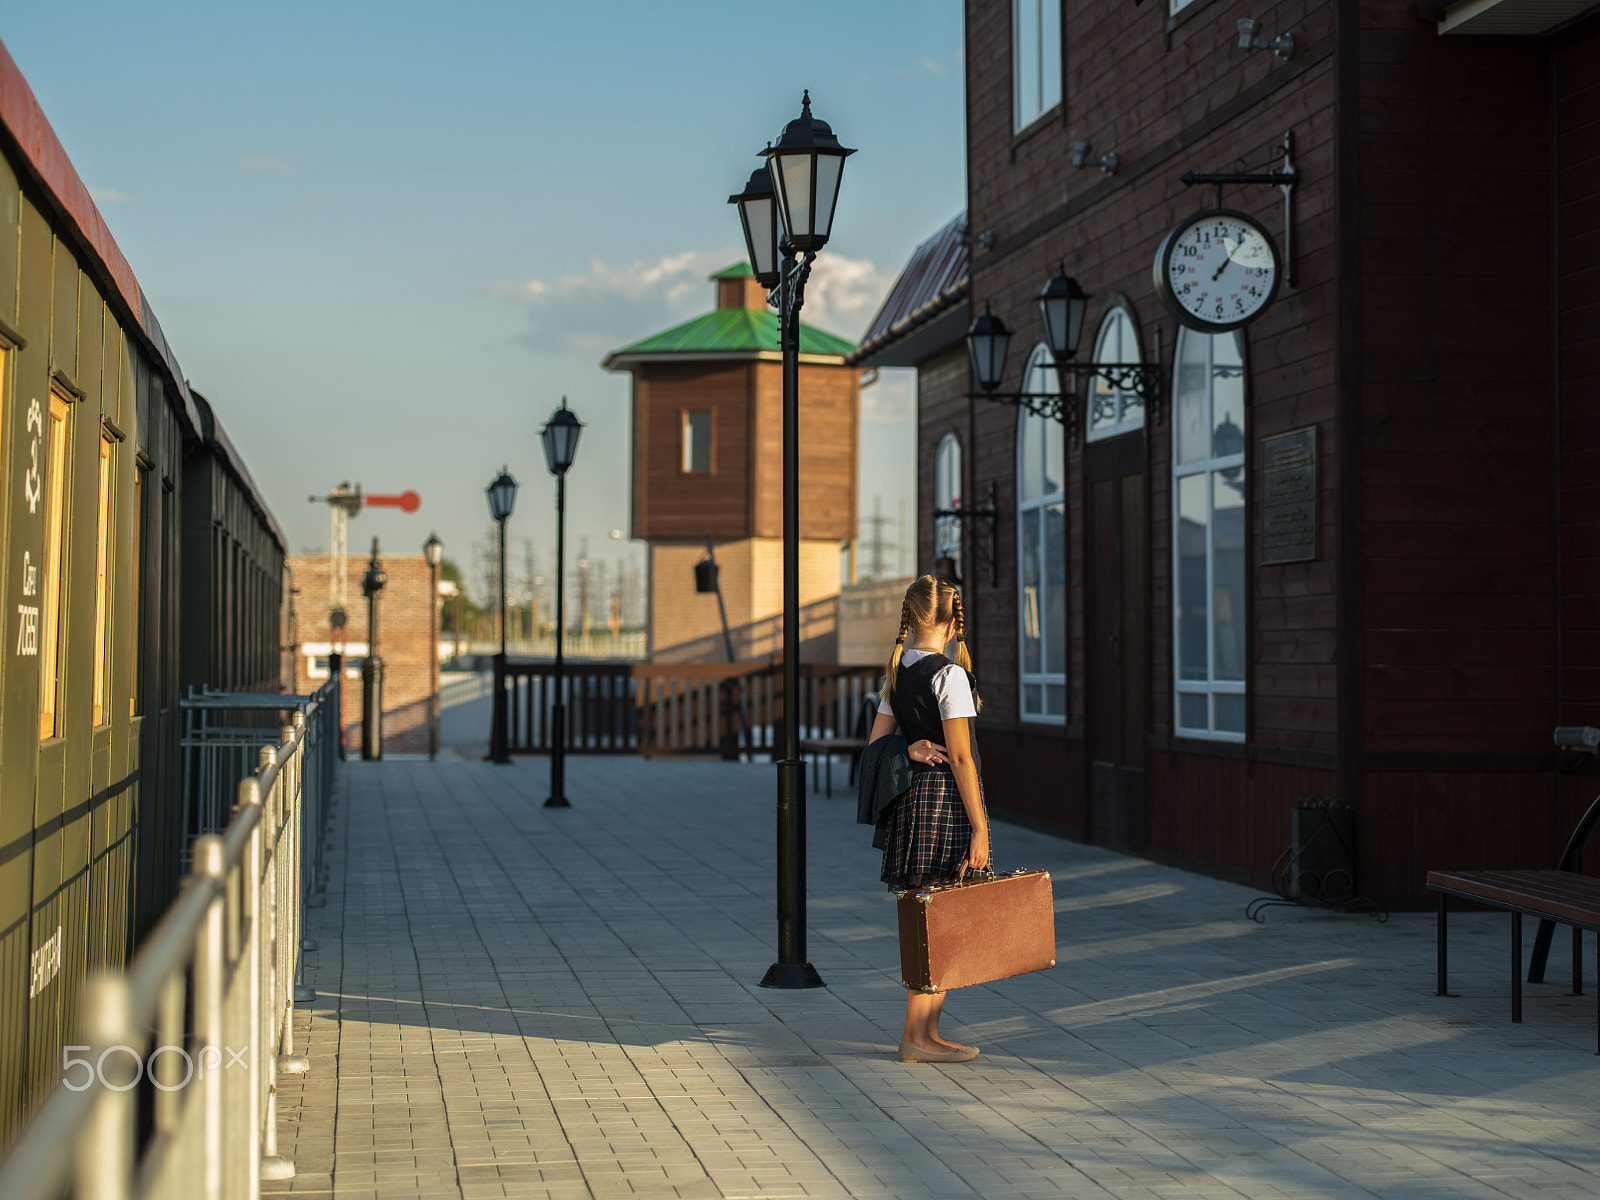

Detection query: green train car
(0, 44), (291, 1142)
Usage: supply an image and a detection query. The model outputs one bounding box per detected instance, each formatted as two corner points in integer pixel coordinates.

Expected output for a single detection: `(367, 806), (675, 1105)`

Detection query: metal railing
(0, 681), (338, 1199)
(497, 660), (881, 758)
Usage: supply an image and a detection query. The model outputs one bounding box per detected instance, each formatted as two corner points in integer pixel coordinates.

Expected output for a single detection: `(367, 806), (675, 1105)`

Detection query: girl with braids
(867, 574), (989, 1063)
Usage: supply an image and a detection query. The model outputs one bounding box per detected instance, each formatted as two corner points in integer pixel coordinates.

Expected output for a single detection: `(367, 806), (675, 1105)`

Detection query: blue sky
(3, 2), (965, 602)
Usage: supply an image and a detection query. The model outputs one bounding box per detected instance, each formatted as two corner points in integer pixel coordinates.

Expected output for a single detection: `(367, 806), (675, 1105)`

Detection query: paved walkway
(267, 756), (1600, 1200)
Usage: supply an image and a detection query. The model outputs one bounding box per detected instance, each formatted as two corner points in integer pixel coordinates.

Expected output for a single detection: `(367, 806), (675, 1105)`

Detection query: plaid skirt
(880, 767), (986, 891)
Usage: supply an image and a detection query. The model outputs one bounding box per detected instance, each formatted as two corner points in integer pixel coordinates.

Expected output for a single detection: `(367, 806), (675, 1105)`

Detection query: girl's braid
(951, 590), (967, 642)
(895, 598), (912, 645)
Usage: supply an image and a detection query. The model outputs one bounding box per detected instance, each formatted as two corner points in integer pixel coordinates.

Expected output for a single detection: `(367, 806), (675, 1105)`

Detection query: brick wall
(289, 552), (439, 755)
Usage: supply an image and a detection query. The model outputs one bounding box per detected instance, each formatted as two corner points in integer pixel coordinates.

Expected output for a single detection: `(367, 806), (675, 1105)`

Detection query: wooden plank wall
(1556, 16), (1600, 845)
(1354, 11), (1561, 896)
(963, 0), (1341, 865)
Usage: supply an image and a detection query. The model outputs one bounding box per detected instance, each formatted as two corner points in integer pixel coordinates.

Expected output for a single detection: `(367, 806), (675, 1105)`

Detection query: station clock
(1153, 208), (1282, 333)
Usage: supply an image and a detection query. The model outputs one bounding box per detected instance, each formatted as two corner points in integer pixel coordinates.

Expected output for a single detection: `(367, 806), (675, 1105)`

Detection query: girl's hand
(962, 826), (991, 874)
(907, 739), (949, 765)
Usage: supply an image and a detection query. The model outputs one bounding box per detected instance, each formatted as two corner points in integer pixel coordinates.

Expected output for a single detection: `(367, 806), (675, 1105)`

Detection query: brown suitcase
(896, 868), (1057, 992)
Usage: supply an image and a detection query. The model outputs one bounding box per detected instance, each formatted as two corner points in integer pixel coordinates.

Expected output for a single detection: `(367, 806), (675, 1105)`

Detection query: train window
(38, 392), (70, 739)
(92, 435), (114, 726)
(131, 465), (145, 717)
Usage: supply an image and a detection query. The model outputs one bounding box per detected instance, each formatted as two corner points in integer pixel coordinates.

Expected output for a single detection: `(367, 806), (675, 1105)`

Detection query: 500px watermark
(62, 1044), (250, 1091)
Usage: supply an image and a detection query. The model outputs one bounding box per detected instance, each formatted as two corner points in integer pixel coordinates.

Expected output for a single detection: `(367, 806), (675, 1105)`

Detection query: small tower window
(682, 411), (712, 473)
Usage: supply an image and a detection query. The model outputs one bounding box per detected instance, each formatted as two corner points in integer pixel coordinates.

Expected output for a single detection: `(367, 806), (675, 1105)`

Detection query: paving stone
(261, 756), (1600, 1199)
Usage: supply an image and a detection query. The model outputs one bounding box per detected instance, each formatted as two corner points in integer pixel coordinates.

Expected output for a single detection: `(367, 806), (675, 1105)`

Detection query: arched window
(1085, 307), (1144, 442)
(1016, 345), (1066, 721)
(1172, 327), (1246, 740)
(933, 433), (962, 578)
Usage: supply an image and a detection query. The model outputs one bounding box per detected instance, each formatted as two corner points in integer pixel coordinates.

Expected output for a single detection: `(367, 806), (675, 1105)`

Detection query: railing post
(76, 973), (138, 1200)
(193, 834), (227, 1200)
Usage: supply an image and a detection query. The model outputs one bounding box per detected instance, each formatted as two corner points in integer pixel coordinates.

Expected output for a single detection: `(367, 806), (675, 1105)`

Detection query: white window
(682, 411), (711, 473)
(934, 433), (962, 577)
(1016, 345), (1065, 721)
(1085, 308), (1145, 442)
(1172, 328), (1247, 740)
(1169, 0), (1200, 14)
(1013, 0), (1062, 133)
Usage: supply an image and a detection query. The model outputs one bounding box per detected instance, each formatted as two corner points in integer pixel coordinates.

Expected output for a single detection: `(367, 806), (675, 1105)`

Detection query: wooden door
(1086, 436), (1148, 853)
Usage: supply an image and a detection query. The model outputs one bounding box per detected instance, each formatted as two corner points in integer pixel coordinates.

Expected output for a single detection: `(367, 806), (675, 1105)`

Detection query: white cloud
(919, 56), (947, 76)
(241, 156), (296, 178)
(91, 188), (130, 204)
(497, 247), (898, 357)
(495, 249), (736, 355)
(800, 252), (898, 341)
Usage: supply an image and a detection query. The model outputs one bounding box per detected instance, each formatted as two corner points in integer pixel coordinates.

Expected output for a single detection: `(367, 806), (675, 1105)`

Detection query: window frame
(1171, 328), (1247, 743)
(92, 433), (114, 727)
(39, 391), (71, 740)
(933, 432), (962, 576)
(681, 409), (713, 475)
(1015, 344), (1067, 724)
(131, 461), (147, 718)
(1084, 306), (1146, 443)
(1012, 0), (1063, 135)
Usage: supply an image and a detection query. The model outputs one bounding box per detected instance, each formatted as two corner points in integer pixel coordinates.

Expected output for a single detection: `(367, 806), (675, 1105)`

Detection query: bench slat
(1428, 869), (1600, 928)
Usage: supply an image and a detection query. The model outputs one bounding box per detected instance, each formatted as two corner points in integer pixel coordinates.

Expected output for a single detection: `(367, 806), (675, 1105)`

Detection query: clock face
(1154, 209), (1281, 333)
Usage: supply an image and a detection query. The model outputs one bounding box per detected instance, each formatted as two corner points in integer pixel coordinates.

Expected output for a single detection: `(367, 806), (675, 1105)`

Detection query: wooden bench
(1428, 869), (1600, 1051)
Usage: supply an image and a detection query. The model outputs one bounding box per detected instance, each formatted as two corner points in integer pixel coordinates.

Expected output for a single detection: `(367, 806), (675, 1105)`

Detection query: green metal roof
(609, 306), (856, 359)
(711, 262), (754, 279)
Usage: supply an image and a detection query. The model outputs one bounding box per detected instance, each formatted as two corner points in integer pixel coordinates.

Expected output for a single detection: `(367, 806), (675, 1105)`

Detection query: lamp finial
(801, 90), (811, 118)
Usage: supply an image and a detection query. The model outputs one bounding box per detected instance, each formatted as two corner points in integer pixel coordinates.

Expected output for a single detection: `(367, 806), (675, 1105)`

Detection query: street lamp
(423, 531), (443, 761)
(1037, 263), (1090, 364)
(486, 467), (517, 764)
(360, 538), (387, 760)
(964, 267), (1160, 440)
(728, 166), (779, 288)
(732, 91), (852, 992)
(541, 398), (583, 809)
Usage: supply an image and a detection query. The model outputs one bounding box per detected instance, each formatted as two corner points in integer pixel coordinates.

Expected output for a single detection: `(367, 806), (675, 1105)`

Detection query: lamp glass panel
(967, 327), (1010, 390)
(1039, 294), (1068, 356)
(776, 152), (813, 239)
(1066, 295), (1088, 358)
(813, 154), (843, 239)
(744, 195), (777, 279)
(543, 420), (581, 474)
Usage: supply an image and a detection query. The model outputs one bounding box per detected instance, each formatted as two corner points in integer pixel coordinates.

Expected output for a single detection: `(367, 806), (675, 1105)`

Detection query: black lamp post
(731, 90), (853, 991)
(360, 538), (387, 761)
(423, 532), (443, 761)
(541, 398), (583, 808)
(486, 468), (517, 764)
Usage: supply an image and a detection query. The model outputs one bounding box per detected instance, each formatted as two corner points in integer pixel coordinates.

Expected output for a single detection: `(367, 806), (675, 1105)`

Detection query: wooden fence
(496, 660), (881, 757)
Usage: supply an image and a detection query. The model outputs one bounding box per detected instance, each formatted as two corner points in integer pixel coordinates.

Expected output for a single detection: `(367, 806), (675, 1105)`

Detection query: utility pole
(860, 494), (893, 580)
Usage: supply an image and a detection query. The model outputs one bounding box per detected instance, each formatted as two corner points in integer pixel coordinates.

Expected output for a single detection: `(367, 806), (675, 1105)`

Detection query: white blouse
(877, 648), (978, 721)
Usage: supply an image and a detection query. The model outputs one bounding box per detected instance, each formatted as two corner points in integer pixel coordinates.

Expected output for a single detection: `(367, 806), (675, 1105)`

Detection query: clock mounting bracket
(1179, 129), (1299, 288)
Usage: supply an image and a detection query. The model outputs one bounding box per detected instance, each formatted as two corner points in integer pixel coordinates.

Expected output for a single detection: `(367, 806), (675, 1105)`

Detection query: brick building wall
(943, 0), (1600, 895)
(289, 551), (439, 755)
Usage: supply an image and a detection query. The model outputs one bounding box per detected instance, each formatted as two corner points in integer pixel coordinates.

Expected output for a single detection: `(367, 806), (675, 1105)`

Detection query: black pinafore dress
(879, 654), (986, 890)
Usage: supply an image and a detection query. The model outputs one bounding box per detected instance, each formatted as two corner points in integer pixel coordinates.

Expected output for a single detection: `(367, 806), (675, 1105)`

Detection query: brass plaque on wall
(1261, 427), (1317, 564)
